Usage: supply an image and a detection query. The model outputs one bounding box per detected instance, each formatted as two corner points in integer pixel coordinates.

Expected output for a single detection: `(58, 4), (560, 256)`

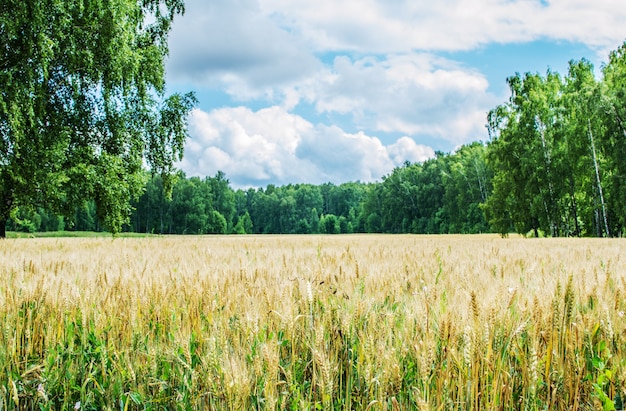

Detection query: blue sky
(164, 0), (625, 188)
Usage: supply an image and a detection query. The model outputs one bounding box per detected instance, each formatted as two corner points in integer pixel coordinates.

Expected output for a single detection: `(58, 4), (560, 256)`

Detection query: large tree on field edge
(0, 0), (196, 238)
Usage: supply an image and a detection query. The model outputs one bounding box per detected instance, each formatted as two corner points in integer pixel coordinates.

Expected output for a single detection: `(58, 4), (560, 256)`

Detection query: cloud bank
(167, 0), (626, 186)
(259, 0), (626, 52)
(177, 107), (434, 187)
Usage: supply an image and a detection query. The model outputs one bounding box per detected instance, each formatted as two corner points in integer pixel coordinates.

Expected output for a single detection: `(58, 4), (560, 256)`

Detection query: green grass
(6, 231), (157, 239)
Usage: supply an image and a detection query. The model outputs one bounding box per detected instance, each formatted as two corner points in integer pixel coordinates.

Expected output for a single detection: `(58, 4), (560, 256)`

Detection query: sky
(164, 0), (626, 188)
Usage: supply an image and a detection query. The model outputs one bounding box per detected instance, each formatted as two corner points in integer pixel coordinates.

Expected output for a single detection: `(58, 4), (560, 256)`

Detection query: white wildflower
(37, 383), (48, 401)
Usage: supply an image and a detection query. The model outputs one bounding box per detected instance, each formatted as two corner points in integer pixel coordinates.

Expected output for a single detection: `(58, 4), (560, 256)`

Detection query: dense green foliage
(8, 143), (493, 234)
(0, 0), (196, 238)
(486, 46), (626, 237)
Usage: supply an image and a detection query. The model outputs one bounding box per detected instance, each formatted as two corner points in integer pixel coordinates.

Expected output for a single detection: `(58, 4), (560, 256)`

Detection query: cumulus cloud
(293, 53), (495, 146)
(177, 107), (435, 187)
(167, 0), (320, 100)
(260, 0), (626, 53)
(166, 0), (626, 185)
(296, 126), (393, 183)
(167, 0), (625, 96)
(387, 137), (436, 165)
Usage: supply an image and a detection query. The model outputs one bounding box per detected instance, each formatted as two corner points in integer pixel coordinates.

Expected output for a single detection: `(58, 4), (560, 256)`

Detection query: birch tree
(0, 0), (196, 237)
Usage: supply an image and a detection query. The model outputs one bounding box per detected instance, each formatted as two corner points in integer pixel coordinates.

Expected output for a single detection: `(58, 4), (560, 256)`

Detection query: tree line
(8, 142), (492, 235)
(6, 36), (626, 237)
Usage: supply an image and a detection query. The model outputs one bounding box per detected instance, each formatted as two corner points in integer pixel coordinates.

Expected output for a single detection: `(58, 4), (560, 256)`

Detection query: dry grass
(0, 234), (625, 410)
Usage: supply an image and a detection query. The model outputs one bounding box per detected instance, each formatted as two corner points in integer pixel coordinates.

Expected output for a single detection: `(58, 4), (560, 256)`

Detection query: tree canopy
(485, 47), (626, 237)
(0, 0), (196, 237)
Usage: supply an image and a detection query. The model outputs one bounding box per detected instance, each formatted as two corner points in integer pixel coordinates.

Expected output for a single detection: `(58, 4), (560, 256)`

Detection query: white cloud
(293, 53), (495, 146)
(259, 0), (626, 53)
(296, 125), (394, 182)
(177, 107), (435, 187)
(167, 0), (320, 99)
(179, 106), (311, 184)
(166, 0), (626, 186)
(167, 0), (625, 95)
(387, 137), (435, 165)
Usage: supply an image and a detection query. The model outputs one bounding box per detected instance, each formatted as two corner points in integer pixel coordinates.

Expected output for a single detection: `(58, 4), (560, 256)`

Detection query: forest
(7, 143), (492, 235)
(8, 44), (626, 237)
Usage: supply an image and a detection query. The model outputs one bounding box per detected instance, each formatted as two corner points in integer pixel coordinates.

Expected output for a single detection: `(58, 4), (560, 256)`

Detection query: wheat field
(0, 234), (624, 410)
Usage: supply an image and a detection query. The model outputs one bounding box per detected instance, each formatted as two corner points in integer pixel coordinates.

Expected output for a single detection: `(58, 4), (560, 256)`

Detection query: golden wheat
(0, 234), (624, 410)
